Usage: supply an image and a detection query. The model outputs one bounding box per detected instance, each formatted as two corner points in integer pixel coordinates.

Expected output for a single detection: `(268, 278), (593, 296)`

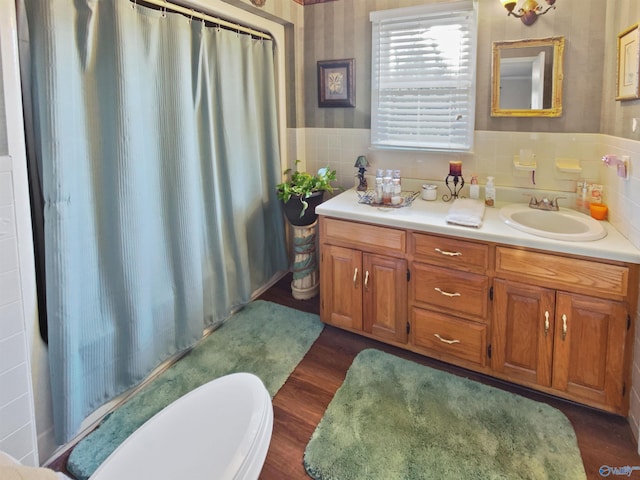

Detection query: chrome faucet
(527, 195), (565, 211)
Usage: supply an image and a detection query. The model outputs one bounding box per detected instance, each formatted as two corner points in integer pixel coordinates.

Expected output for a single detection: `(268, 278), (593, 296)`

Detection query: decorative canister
(421, 184), (437, 201)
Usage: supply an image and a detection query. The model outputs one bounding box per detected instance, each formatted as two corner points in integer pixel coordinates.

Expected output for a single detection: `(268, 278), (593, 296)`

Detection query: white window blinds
(370, 1), (478, 151)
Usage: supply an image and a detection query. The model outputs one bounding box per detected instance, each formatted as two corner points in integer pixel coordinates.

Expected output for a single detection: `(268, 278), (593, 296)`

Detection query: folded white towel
(445, 198), (486, 228)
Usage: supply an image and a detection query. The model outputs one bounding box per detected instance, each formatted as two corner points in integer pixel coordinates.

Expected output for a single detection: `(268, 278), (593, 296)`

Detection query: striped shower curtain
(22, 0), (288, 443)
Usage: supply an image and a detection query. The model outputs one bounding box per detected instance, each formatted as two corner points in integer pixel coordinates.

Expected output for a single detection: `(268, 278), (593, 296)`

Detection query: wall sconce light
(500, 0), (556, 26)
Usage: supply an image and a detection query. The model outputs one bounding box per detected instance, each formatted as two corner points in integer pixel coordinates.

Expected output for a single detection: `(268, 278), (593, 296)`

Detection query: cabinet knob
(561, 314), (568, 340)
(364, 270), (370, 290)
(353, 267), (358, 287)
(544, 311), (550, 336)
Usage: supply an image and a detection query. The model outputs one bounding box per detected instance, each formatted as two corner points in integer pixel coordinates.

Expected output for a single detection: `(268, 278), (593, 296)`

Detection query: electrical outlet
(634, 118), (640, 132)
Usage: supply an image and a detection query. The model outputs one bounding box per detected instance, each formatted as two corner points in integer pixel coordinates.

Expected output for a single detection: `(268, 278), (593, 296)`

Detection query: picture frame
(616, 24), (640, 101)
(317, 59), (355, 108)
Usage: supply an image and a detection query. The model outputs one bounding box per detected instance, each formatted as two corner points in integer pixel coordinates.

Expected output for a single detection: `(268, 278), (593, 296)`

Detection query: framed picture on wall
(616, 23), (640, 101)
(317, 59), (355, 108)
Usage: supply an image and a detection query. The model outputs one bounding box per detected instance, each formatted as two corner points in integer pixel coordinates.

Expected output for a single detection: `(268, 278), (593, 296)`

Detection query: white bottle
(469, 175), (479, 200)
(375, 169), (384, 203)
(391, 170), (402, 205)
(485, 176), (495, 207)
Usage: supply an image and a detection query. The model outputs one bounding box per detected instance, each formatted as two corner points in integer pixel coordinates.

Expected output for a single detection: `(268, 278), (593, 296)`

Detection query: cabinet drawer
(412, 263), (489, 321)
(322, 218), (405, 254)
(412, 308), (487, 367)
(495, 247), (629, 298)
(411, 233), (489, 274)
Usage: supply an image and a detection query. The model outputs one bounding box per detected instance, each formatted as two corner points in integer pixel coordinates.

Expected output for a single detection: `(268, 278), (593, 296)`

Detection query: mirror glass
(491, 37), (565, 117)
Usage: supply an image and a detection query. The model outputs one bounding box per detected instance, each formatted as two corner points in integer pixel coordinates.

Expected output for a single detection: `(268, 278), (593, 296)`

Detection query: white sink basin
(499, 204), (607, 242)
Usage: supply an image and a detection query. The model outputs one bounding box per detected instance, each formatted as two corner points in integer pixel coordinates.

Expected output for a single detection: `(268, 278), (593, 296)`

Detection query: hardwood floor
(51, 273), (640, 479)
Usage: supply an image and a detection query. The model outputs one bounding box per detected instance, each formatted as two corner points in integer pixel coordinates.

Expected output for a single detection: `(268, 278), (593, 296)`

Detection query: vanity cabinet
(493, 247), (632, 413)
(318, 215), (638, 415)
(320, 218), (408, 343)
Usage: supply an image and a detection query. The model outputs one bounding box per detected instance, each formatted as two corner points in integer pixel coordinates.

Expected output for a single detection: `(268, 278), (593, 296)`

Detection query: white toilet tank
(90, 373), (273, 480)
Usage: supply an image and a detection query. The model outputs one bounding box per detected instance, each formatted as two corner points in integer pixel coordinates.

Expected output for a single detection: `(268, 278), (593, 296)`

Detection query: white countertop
(316, 189), (640, 264)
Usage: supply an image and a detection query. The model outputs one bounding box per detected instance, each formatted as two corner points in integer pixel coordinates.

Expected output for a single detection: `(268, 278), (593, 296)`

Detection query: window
(370, 1), (478, 152)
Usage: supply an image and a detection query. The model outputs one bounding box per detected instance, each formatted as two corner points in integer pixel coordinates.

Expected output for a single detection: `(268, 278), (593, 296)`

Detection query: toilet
(0, 373), (272, 479)
(90, 372), (273, 480)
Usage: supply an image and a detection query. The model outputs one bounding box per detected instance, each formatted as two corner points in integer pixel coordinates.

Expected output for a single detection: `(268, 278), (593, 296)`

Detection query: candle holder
(442, 174), (465, 202)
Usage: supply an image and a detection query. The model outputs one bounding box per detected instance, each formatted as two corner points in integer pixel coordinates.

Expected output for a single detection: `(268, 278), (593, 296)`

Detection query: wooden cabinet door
(552, 292), (627, 411)
(363, 254), (408, 343)
(320, 245), (363, 331)
(492, 279), (555, 387)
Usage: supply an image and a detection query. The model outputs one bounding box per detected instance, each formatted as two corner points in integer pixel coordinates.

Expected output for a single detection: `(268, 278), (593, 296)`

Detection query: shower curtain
(22, 0), (288, 443)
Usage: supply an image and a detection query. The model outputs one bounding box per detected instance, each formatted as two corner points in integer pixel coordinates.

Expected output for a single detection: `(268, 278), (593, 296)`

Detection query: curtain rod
(135, 0), (272, 40)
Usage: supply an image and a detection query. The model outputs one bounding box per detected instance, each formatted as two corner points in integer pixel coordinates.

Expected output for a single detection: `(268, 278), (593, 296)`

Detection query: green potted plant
(276, 161), (337, 226)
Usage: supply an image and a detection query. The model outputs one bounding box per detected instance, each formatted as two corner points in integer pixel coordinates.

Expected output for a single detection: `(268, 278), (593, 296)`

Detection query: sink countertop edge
(316, 190), (640, 264)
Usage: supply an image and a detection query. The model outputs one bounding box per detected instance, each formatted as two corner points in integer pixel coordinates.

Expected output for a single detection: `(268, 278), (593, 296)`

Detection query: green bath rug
(68, 300), (323, 480)
(304, 349), (586, 480)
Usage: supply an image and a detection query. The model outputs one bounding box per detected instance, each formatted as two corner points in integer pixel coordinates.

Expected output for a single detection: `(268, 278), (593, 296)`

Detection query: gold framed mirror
(491, 37), (565, 117)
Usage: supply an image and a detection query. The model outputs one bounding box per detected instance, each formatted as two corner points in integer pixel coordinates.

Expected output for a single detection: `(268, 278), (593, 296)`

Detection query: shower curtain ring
(189, 9), (194, 23)
(162, 0), (167, 17)
(132, 0), (136, 9)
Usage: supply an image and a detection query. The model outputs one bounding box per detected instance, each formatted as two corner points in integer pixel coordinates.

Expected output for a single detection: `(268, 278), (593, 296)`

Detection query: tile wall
(599, 135), (640, 441)
(0, 53), (7, 155)
(291, 126), (640, 441)
(0, 1), (40, 464)
(0, 155), (38, 466)
(299, 128), (606, 196)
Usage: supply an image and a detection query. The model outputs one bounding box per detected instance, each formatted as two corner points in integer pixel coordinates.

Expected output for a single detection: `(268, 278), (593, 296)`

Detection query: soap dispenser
(485, 176), (495, 207)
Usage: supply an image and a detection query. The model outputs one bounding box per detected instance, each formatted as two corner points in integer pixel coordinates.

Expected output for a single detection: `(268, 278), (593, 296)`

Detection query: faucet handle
(551, 196), (566, 209)
(525, 194), (539, 206)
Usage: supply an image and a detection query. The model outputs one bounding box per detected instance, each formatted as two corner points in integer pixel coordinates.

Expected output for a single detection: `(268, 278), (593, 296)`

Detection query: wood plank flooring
(50, 272), (640, 479)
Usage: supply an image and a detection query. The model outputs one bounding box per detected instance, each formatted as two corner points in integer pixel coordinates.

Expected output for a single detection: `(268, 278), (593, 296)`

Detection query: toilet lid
(90, 373), (273, 480)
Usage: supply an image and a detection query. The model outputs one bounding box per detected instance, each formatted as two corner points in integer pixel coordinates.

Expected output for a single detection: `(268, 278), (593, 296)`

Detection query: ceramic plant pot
(282, 191), (324, 226)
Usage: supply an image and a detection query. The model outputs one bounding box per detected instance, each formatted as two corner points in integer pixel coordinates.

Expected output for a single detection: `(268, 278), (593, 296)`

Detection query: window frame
(370, 0), (478, 152)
